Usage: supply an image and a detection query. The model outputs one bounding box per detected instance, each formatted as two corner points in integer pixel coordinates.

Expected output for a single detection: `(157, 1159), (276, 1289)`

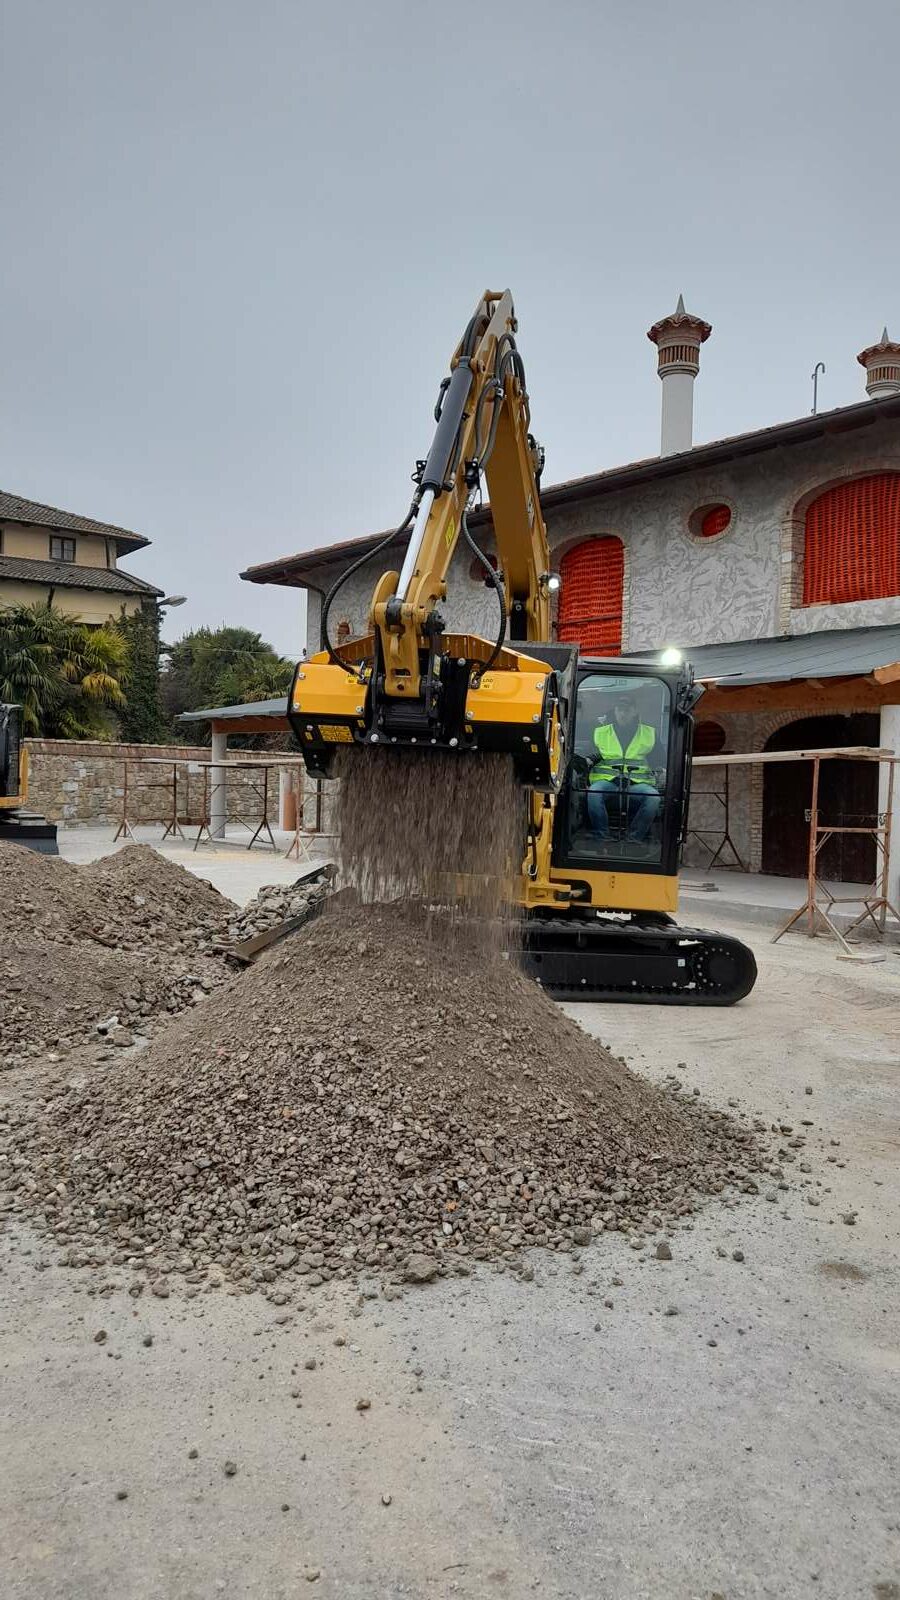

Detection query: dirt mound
(0, 842), (235, 1069)
(80, 844), (233, 951)
(0, 843), (84, 946)
(2, 902), (763, 1294)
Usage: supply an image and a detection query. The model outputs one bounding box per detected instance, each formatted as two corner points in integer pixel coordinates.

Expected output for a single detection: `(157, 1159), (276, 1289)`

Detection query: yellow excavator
(0, 704), (58, 854)
(288, 291), (756, 1004)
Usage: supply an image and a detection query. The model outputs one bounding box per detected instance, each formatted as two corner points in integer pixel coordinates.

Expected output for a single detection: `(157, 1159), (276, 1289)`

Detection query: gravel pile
(225, 869), (334, 944)
(1, 901), (764, 1294)
(0, 843), (235, 1069)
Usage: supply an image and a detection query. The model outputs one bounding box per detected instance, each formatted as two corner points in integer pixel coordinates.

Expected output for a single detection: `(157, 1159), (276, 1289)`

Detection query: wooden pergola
(698, 662), (900, 717)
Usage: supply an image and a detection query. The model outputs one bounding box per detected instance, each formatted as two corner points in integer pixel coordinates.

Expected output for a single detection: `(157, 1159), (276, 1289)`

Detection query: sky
(2, 0), (899, 655)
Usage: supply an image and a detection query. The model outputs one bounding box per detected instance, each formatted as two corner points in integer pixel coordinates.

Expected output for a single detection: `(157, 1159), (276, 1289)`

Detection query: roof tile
(0, 490), (148, 552)
(0, 555), (162, 598)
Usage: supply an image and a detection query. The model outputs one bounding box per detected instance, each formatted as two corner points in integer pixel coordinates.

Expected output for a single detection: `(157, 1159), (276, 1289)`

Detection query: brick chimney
(857, 327), (900, 398)
(647, 295), (712, 455)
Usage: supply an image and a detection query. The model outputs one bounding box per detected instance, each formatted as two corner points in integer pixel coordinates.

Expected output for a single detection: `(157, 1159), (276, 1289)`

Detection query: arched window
(803, 473), (900, 606)
(557, 537), (624, 654)
(694, 720), (727, 756)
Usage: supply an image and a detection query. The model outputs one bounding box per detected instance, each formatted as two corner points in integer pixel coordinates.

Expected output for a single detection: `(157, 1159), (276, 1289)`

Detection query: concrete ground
(56, 824), (330, 906)
(680, 867), (897, 938)
(57, 826), (900, 941)
(2, 896), (900, 1599)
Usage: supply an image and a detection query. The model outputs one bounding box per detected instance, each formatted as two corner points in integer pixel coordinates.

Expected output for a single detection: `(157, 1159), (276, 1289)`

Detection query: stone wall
(24, 739), (288, 830)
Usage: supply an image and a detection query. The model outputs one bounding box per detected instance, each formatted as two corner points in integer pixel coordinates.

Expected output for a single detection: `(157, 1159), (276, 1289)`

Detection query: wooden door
(761, 715), (880, 882)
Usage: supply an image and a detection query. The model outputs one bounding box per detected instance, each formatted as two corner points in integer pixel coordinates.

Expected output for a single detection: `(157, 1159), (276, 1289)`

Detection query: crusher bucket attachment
(288, 638), (570, 792)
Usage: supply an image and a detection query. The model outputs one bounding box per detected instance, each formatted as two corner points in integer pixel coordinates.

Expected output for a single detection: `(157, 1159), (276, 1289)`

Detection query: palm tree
(0, 602), (127, 738)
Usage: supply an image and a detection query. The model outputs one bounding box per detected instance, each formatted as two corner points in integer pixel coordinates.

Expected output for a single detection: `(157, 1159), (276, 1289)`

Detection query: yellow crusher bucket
(287, 638), (572, 791)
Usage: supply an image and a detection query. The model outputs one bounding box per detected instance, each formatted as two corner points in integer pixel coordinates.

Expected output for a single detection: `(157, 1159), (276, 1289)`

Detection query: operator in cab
(587, 689), (662, 844)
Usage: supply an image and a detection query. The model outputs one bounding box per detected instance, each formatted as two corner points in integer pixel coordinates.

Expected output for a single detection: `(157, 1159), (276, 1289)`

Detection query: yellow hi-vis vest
(590, 722), (656, 785)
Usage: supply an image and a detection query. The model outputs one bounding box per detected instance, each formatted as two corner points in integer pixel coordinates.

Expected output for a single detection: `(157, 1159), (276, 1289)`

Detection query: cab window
(565, 672), (671, 866)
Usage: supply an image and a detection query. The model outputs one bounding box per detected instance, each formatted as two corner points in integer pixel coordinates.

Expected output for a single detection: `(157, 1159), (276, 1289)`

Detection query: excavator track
(521, 915), (757, 1005)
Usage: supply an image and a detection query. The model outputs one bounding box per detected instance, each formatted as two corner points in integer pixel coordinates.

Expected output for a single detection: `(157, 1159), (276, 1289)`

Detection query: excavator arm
(371, 288), (552, 693)
(289, 291), (573, 789)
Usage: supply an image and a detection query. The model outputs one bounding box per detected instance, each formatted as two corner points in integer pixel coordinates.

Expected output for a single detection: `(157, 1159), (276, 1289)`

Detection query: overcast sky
(2, 0), (899, 655)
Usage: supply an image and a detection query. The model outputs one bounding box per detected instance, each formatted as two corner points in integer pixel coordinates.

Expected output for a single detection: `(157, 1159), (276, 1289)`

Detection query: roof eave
(239, 392), (900, 589)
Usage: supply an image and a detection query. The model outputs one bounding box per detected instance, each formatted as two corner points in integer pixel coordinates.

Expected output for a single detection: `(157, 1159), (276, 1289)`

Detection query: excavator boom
(289, 290), (569, 789)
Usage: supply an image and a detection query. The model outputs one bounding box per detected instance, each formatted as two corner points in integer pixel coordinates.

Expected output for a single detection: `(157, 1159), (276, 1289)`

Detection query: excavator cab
(521, 656), (756, 1003)
(556, 659), (695, 876)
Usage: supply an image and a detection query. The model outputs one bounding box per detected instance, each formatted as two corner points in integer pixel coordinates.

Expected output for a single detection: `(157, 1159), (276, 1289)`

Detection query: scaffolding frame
(771, 752), (900, 957)
(684, 762), (747, 871)
(112, 755), (307, 852)
(284, 775), (338, 862)
(114, 756), (197, 843)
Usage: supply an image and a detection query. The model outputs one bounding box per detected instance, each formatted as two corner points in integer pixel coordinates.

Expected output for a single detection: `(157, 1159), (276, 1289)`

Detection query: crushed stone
(0, 842), (235, 1069)
(225, 871), (333, 945)
(1, 901), (765, 1292)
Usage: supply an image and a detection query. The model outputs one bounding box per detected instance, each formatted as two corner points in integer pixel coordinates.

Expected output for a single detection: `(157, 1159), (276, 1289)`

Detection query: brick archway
(761, 713), (880, 881)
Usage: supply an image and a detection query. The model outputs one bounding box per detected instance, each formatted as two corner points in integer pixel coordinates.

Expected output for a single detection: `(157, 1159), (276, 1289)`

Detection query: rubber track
(521, 918), (758, 1006)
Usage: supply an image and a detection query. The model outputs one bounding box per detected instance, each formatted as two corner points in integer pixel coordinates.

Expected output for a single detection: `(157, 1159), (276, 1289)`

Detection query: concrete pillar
(878, 704), (900, 904)
(210, 727), (227, 841)
(647, 295), (712, 457)
(658, 370), (695, 456)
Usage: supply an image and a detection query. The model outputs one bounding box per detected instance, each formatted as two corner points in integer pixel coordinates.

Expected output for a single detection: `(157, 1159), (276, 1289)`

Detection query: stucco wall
(300, 415), (900, 657)
(0, 579), (143, 622)
(1, 523), (108, 567)
(545, 417), (900, 651)
(25, 739), (285, 829)
(788, 595), (900, 635)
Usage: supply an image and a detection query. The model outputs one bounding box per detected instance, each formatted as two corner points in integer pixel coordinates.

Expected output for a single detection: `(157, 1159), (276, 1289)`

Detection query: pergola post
(210, 726), (227, 841)
(879, 704), (900, 903)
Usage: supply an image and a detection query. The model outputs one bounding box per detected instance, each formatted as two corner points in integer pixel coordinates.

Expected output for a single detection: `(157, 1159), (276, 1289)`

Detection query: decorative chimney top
(646, 296), (712, 455)
(857, 327), (900, 398)
(646, 294), (713, 372)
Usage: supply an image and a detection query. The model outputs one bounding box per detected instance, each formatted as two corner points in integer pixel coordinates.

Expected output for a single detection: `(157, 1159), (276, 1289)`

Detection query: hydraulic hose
(461, 504), (507, 677)
(320, 500), (418, 674)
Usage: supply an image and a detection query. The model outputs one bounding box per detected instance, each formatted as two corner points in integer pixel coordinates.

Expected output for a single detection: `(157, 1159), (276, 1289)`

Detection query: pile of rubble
(225, 867), (334, 944)
(2, 901), (765, 1294)
(0, 843), (234, 1069)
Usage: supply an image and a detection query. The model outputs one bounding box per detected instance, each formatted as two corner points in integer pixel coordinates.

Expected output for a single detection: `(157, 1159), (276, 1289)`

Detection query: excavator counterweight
(0, 704), (58, 854)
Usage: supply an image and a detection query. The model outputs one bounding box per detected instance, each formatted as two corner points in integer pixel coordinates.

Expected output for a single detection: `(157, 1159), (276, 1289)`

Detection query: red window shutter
(558, 538), (624, 654)
(803, 474), (900, 605)
(699, 505), (731, 538)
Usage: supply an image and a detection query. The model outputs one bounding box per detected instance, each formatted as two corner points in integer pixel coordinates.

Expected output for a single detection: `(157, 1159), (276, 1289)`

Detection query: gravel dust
(335, 748), (523, 926)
